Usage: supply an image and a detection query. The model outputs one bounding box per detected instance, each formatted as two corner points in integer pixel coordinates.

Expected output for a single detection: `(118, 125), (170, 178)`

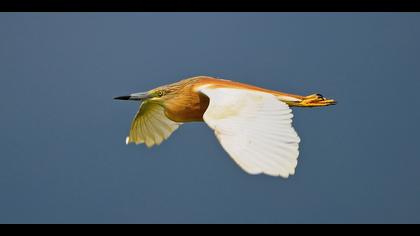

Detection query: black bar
(1, 0), (420, 12)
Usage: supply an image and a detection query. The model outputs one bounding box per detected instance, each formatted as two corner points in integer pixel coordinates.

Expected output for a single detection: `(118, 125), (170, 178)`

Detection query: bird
(114, 76), (335, 178)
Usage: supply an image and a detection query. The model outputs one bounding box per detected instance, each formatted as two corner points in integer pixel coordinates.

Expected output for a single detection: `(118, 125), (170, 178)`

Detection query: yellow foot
(298, 94), (336, 107)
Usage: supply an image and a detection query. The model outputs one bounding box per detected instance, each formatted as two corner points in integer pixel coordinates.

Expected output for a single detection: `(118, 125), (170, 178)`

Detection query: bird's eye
(157, 91), (164, 97)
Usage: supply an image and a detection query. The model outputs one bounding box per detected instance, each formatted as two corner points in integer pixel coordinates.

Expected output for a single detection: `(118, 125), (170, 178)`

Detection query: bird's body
(115, 76), (335, 178)
(148, 76), (331, 122)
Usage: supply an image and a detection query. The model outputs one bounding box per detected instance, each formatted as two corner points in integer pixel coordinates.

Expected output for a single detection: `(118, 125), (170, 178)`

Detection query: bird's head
(114, 86), (174, 104)
(114, 77), (198, 103)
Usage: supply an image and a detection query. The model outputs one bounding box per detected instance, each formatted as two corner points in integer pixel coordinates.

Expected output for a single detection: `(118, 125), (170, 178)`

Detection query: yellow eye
(157, 91), (164, 97)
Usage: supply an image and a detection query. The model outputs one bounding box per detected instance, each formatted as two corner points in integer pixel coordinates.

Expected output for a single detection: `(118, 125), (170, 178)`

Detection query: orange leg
(286, 94), (336, 107)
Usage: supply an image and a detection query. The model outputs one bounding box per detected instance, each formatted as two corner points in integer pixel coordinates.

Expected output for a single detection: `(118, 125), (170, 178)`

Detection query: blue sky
(0, 13), (419, 223)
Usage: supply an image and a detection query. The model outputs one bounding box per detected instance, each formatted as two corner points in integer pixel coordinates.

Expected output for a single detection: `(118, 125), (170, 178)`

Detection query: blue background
(1, 13), (419, 223)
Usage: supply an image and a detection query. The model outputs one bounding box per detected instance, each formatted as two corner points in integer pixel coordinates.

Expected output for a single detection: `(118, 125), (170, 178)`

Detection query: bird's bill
(114, 92), (151, 101)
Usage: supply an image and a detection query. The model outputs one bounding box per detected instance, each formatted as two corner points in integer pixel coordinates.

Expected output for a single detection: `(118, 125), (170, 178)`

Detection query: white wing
(199, 87), (301, 178)
(126, 102), (181, 147)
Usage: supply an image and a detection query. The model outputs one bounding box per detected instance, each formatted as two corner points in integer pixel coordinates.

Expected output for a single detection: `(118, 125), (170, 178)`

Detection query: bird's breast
(163, 90), (210, 123)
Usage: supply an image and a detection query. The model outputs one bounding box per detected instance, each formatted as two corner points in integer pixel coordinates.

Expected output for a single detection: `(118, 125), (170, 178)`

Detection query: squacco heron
(114, 76), (335, 178)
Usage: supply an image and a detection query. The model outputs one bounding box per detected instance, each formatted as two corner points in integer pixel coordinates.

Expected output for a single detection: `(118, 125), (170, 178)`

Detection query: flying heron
(114, 76), (335, 178)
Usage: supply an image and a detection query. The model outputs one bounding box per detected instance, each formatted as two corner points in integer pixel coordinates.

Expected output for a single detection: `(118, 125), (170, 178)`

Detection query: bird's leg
(294, 94), (336, 107)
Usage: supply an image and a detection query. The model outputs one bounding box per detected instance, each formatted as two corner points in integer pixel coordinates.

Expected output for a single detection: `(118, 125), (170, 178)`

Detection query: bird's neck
(163, 87), (210, 123)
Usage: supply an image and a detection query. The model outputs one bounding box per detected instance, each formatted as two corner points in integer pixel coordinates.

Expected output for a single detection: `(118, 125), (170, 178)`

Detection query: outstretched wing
(126, 102), (181, 147)
(199, 87), (301, 178)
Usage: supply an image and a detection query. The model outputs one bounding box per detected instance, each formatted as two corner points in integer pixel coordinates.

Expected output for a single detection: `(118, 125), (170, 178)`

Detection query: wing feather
(199, 87), (301, 178)
(126, 102), (181, 147)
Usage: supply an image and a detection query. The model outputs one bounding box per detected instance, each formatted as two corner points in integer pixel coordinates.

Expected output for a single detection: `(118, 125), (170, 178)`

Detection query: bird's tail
(277, 93), (336, 107)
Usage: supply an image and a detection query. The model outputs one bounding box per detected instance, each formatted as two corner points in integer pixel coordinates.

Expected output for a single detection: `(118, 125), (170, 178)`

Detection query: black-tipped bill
(114, 95), (132, 100)
(113, 92), (151, 101)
